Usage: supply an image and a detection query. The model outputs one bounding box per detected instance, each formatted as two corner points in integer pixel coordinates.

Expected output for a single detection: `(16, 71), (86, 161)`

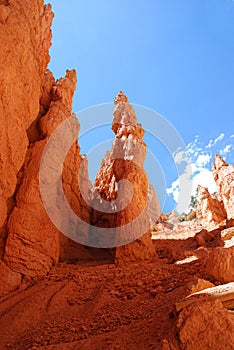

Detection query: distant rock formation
(212, 154), (234, 226)
(196, 185), (226, 229)
(204, 246), (234, 284)
(196, 155), (234, 229)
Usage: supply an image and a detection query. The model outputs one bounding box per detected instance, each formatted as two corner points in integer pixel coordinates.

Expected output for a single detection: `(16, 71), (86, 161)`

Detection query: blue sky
(48, 0), (234, 213)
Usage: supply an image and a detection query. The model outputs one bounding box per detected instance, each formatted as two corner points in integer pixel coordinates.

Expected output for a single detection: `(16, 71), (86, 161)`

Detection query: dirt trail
(0, 236), (208, 350)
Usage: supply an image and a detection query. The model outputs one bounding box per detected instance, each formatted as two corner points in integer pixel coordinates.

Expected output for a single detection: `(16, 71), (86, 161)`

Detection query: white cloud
(215, 133), (225, 143)
(167, 133), (233, 214)
(173, 150), (189, 165)
(174, 150), (186, 164)
(167, 163), (194, 213)
(219, 144), (232, 158)
(167, 178), (179, 199)
(195, 154), (212, 167)
(205, 133), (224, 149)
(167, 165), (216, 214)
(173, 140), (203, 166)
(192, 169), (217, 194)
(168, 140), (215, 213)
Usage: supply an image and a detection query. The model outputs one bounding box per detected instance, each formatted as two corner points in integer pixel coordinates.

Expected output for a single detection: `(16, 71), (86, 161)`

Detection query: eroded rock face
(147, 184), (161, 226)
(196, 155), (234, 229)
(0, 0), (93, 281)
(196, 185), (226, 229)
(4, 70), (92, 276)
(177, 300), (234, 350)
(0, 0), (54, 257)
(187, 278), (215, 294)
(212, 154), (234, 223)
(204, 246), (234, 283)
(221, 227), (234, 241)
(195, 228), (224, 248)
(93, 91), (156, 265)
(0, 260), (22, 298)
(0, 0), (157, 282)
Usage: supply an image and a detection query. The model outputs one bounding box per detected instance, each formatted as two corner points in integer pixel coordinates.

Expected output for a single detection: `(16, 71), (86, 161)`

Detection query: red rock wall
(0, 2), (92, 286)
(0, 0), (53, 256)
(3, 70), (91, 276)
(0, 0), (160, 288)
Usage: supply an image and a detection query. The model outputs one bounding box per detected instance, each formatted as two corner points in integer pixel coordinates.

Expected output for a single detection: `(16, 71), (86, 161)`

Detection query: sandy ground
(0, 230), (214, 350)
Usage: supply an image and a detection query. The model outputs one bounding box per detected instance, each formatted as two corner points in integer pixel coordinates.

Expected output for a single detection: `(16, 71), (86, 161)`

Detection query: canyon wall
(0, 2), (159, 294)
(0, 1), (91, 291)
(4, 70), (91, 276)
(0, 0), (53, 257)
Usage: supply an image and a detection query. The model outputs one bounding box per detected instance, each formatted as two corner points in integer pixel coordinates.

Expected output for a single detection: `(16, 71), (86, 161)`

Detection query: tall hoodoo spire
(93, 92), (158, 265)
